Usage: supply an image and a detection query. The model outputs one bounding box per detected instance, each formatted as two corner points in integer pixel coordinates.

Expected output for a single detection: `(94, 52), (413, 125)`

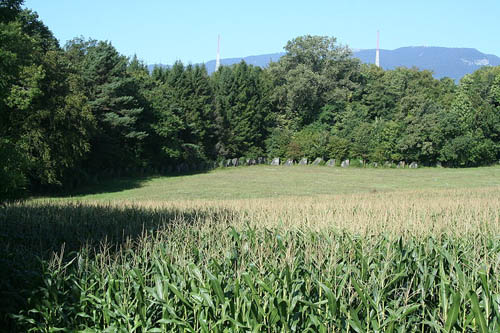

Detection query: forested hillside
(1, 0), (500, 200)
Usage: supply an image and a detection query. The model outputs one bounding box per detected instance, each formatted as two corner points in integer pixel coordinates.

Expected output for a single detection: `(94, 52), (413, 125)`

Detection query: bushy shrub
(326, 136), (350, 161)
(289, 125), (330, 160)
(244, 146), (265, 159)
(265, 128), (293, 158)
(440, 132), (497, 167)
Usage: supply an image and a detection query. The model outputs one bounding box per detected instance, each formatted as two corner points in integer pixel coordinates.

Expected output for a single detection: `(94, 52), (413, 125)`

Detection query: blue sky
(24, 0), (500, 65)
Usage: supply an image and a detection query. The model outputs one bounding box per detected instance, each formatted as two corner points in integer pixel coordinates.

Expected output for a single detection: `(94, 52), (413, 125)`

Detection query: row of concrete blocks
(220, 157), (268, 167)
(222, 157), (419, 168)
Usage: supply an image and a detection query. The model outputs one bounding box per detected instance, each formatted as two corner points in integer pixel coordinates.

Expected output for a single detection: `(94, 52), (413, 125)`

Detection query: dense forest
(1, 0), (499, 200)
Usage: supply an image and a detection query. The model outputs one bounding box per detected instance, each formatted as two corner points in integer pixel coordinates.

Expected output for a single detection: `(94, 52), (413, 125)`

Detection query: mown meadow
(1, 166), (500, 331)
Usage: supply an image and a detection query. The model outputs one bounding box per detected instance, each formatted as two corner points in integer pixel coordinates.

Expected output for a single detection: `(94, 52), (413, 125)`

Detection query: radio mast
(215, 34), (221, 72)
(375, 30), (380, 67)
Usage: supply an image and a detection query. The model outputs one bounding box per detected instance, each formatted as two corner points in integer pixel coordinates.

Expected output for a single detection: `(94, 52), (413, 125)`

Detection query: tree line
(1, 0), (499, 200)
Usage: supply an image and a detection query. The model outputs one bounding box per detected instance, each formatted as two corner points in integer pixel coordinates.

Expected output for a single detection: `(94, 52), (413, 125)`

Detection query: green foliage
(1, 8), (93, 194)
(149, 62), (217, 164)
(149, 62), (188, 162)
(369, 120), (403, 162)
(0, 138), (27, 200)
(286, 124), (330, 160)
(269, 35), (360, 129)
(0, 0), (23, 23)
(76, 40), (147, 171)
(2, 4), (500, 199)
(439, 70), (500, 166)
(326, 135), (350, 161)
(440, 132), (496, 167)
(213, 62), (270, 158)
(265, 127), (293, 158)
(491, 75), (500, 108)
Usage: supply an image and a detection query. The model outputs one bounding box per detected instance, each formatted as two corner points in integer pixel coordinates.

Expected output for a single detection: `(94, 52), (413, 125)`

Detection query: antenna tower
(375, 30), (380, 67)
(215, 34), (221, 72)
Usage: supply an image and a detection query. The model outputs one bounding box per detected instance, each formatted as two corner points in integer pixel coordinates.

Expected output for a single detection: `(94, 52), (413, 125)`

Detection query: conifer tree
(149, 62), (186, 163)
(78, 41), (147, 171)
(214, 62), (270, 158)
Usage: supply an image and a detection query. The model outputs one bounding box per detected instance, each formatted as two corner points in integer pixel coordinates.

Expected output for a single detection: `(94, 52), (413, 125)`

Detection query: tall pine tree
(213, 62), (270, 158)
(76, 41), (147, 172)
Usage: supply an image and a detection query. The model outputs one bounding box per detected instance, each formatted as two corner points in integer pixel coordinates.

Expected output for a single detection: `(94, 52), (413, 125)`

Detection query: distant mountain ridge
(148, 46), (500, 81)
(355, 47), (500, 80)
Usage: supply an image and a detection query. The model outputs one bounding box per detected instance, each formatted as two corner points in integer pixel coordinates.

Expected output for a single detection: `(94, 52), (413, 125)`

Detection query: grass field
(2, 166), (500, 331)
(50, 165), (500, 201)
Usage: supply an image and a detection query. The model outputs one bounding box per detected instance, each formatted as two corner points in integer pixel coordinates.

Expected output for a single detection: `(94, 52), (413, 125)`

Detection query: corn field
(1, 187), (500, 331)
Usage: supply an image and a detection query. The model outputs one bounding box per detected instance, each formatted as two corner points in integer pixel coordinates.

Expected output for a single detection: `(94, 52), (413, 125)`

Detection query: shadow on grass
(61, 176), (153, 197)
(0, 200), (235, 330)
(42, 169), (213, 198)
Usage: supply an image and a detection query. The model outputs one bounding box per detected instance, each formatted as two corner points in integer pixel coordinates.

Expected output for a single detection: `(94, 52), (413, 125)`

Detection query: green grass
(48, 165), (500, 202)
